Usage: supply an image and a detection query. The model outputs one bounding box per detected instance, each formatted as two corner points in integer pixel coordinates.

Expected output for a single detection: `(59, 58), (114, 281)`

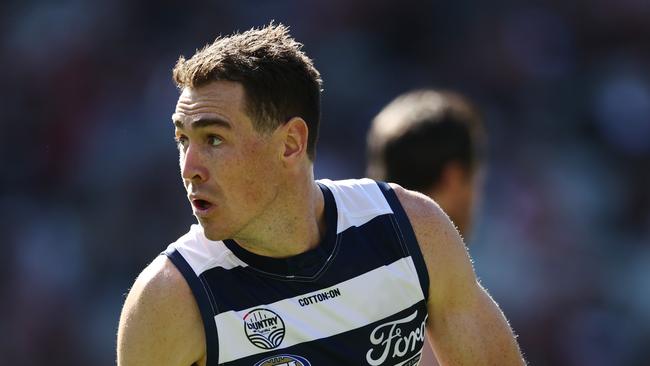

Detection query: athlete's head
(366, 89), (486, 236)
(171, 24), (323, 241)
(173, 22), (323, 160)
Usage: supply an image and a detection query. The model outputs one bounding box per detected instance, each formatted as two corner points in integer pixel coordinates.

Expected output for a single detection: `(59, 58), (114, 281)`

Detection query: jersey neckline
(222, 182), (338, 278)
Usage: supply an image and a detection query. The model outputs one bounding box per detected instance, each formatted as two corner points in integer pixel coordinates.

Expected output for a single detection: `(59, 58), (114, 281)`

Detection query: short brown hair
(366, 89), (485, 191)
(173, 23), (323, 159)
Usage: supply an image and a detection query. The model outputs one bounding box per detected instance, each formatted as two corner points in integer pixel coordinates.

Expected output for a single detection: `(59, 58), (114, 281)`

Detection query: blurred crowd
(1, 0), (649, 365)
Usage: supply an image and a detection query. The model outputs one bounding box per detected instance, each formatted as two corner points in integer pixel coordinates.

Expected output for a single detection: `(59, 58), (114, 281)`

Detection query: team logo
(244, 308), (286, 349)
(254, 354), (311, 366)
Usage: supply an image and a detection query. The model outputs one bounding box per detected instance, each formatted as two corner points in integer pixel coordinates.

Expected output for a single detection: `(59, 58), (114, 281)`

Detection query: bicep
(425, 227), (523, 365)
(117, 256), (205, 366)
(426, 280), (521, 365)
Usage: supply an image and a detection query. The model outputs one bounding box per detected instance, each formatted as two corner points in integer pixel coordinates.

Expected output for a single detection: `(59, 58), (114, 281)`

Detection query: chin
(198, 220), (230, 242)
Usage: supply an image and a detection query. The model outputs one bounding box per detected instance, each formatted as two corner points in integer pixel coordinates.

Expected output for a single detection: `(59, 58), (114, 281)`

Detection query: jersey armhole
(163, 250), (220, 366)
(375, 181), (430, 301)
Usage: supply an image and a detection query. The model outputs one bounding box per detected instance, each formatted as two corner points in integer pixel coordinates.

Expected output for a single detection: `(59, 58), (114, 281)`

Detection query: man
(367, 89), (485, 239)
(117, 24), (524, 366)
(367, 89), (488, 365)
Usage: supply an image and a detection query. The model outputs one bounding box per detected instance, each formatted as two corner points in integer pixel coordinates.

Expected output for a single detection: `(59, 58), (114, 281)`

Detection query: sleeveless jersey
(164, 179), (430, 366)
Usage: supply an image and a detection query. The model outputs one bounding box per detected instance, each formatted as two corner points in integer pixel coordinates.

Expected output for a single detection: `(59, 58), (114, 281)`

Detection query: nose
(180, 144), (209, 184)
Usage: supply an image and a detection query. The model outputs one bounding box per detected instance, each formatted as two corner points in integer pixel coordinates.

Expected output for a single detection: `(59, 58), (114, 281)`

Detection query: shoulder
(117, 255), (205, 365)
(124, 255), (196, 316)
(389, 183), (475, 302)
(389, 183), (457, 249)
(388, 183), (449, 227)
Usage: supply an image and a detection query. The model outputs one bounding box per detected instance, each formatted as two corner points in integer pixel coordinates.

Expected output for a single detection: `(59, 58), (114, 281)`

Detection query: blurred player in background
(367, 89), (488, 365)
(367, 89), (486, 237)
(117, 24), (523, 366)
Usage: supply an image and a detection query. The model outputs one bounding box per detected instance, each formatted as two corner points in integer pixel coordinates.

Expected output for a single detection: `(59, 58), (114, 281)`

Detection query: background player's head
(171, 23), (324, 241)
(173, 22), (323, 160)
(367, 89), (486, 236)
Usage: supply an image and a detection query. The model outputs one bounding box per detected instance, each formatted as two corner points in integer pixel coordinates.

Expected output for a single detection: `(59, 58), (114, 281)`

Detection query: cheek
(244, 138), (278, 169)
(239, 145), (280, 195)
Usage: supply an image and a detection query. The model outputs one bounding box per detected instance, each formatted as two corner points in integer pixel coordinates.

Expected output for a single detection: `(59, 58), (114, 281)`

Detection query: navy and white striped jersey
(164, 179), (430, 366)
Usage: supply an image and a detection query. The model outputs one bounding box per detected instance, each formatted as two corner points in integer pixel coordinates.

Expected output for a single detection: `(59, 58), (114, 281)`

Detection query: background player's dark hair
(366, 89), (486, 192)
(173, 23), (323, 160)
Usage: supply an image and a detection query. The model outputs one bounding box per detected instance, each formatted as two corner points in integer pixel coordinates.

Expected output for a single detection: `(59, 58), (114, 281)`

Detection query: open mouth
(192, 199), (213, 211)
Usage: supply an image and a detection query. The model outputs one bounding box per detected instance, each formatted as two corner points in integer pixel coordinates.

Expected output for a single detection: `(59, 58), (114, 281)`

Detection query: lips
(189, 194), (215, 215)
(192, 199), (212, 210)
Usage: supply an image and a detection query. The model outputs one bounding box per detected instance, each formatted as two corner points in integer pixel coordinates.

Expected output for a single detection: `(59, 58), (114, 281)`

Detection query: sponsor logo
(298, 288), (341, 307)
(365, 310), (427, 366)
(254, 354), (311, 366)
(244, 308), (286, 349)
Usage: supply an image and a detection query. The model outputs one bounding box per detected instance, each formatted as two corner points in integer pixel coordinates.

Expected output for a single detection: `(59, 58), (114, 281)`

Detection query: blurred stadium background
(1, 0), (649, 365)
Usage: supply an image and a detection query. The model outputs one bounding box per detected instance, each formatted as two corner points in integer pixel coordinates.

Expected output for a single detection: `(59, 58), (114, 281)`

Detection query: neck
(231, 169), (326, 258)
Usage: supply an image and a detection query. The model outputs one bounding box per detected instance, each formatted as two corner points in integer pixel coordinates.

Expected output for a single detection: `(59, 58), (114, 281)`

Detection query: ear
(280, 117), (309, 163)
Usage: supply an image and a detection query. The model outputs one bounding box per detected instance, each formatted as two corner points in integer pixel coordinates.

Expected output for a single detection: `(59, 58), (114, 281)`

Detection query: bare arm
(117, 255), (206, 366)
(392, 184), (525, 365)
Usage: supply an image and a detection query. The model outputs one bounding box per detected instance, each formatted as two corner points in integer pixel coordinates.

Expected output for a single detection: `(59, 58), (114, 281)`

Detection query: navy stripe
(375, 181), (430, 301)
(164, 250), (219, 366)
(200, 214), (410, 313)
(222, 300), (428, 366)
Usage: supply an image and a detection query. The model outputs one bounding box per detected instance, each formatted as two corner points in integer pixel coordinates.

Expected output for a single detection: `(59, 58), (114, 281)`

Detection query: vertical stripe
(164, 250), (220, 366)
(376, 181), (430, 301)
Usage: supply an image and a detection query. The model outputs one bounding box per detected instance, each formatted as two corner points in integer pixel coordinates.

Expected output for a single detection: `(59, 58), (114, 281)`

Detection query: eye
(174, 135), (188, 151)
(207, 134), (223, 147)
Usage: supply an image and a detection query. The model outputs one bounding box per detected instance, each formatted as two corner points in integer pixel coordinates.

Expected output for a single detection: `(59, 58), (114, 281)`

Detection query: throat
(232, 221), (323, 259)
(232, 180), (327, 259)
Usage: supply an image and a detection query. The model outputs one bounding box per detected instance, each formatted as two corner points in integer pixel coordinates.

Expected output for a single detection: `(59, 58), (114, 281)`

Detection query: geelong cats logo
(244, 308), (286, 349)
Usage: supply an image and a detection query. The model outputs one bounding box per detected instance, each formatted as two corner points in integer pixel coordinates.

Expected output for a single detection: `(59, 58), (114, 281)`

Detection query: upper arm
(391, 184), (524, 365)
(117, 255), (205, 366)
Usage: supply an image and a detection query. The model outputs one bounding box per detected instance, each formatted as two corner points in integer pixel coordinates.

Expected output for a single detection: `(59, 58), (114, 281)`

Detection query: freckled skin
(173, 81), (284, 243)
(118, 80), (524, 366)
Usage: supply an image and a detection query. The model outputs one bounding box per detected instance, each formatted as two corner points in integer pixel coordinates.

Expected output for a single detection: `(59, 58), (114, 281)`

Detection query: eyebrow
(173, 117), (232, 130)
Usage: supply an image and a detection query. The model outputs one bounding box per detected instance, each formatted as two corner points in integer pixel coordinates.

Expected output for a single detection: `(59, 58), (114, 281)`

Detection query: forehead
(172, 81), (250, 128)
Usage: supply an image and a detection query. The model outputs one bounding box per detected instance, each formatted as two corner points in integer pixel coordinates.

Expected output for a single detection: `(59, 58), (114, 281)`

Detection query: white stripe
(215, 256), (424, 363)
(168, 224), (247, 275)
(318, 179), (394, 234)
